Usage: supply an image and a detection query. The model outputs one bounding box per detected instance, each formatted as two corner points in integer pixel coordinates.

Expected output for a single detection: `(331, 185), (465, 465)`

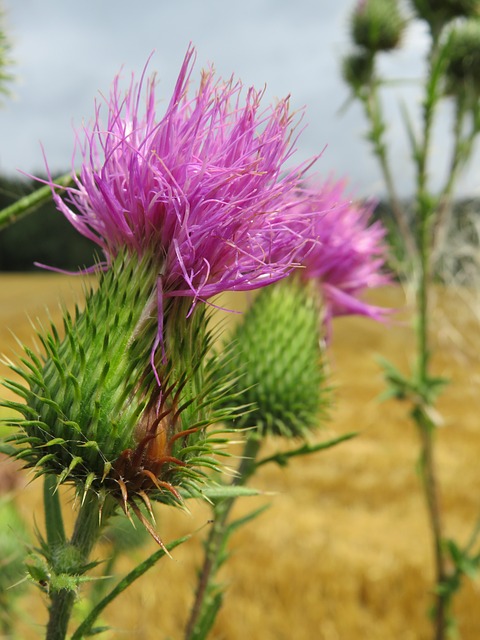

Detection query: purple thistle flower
(46, 46), (316, 305)
(292, 179), (390, 323)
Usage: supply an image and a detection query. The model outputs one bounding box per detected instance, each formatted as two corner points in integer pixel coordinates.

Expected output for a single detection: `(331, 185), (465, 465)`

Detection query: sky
(2, 0), (479, 198)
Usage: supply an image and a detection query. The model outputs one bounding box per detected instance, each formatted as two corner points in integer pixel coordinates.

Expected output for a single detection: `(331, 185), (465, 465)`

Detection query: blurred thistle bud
(342, 49), (375, 91)
(1, 252), (231, 538)
(217, 278), (328, 439)
(410, 0), (480, 28)
(351, 0), (406, 52)
(443, 18), (480, 98)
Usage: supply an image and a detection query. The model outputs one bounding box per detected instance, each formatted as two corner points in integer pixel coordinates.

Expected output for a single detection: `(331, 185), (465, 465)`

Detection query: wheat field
(1, 274), (479, 639)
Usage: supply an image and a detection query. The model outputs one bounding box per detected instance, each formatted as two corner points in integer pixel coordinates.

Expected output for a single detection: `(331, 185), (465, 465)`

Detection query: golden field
(1, 273), (480, 639)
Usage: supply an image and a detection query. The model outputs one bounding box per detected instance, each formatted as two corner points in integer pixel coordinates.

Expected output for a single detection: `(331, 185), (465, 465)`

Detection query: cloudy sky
(2, 0), (479, 197)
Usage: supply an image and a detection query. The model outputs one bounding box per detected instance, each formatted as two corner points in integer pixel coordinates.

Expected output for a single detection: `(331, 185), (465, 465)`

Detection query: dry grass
(1, 274), (479, 639)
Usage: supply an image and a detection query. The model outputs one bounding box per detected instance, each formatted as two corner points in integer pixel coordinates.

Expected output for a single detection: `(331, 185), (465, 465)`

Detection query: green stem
(414, 408), (448, 640)
(71, 533), (190, 640)
(45, 492), (108, 640)
(184, 435), (262, 640)
(362, 81), (417, 262)
(43, 476), (66, 550)
(0, 173), (73, 231)
(256, 432), (357, 468)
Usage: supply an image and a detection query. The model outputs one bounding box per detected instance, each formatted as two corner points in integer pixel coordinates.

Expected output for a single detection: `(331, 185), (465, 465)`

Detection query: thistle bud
(1, 251), (230, 525)
(342, 50), (375, 90)
(217, 278), (328, 439)
(351, 0), (406, 52)
(443, 18), (480, 98)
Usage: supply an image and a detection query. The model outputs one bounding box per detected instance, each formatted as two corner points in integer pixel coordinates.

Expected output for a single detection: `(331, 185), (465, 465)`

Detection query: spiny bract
(217, 278), (328, 438)
(1, 251), (230, 508)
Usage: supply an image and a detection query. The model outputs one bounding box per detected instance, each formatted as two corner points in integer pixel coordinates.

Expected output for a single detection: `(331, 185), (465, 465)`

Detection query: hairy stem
(414, 408), (448, 640)
(43, 476), (66, 550)
(45, 492), (108, 640)
(362, 81), (417, 262)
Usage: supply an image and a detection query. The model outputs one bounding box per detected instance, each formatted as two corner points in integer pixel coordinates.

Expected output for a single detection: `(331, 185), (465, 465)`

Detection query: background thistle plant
(342, 1), (480, 637)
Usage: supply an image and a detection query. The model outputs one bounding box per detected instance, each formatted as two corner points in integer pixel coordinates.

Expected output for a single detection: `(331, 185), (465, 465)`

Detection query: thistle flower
(292, 180), (390, 324)
(47, 46), (314, 310)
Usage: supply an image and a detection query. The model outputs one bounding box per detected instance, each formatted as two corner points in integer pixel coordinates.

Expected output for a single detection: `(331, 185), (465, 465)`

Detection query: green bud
(351, 0), (406, 52)
(1, 250), (231, 515)
(342, 50), (375, 90)
(217, 278), (329, 439)
(443, 18), (480, 97)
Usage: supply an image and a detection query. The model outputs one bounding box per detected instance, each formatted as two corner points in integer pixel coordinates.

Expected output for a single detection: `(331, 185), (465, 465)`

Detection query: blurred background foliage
(0, 176), (97, 270)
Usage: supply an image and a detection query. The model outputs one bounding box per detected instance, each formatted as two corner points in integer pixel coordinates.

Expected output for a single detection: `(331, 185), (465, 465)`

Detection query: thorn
(129, 500), (172, 558)
(101, 461), (112, 482)
(98, 491), (106, 525)
(140, 470), (182, 502)
(83, 472), (96, 505)
(137, 490), (156, 524)
(117, 478), (130, 514)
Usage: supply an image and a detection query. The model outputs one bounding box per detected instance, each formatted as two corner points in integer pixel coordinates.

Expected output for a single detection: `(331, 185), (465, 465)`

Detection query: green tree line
(0, 175), (96, 271)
